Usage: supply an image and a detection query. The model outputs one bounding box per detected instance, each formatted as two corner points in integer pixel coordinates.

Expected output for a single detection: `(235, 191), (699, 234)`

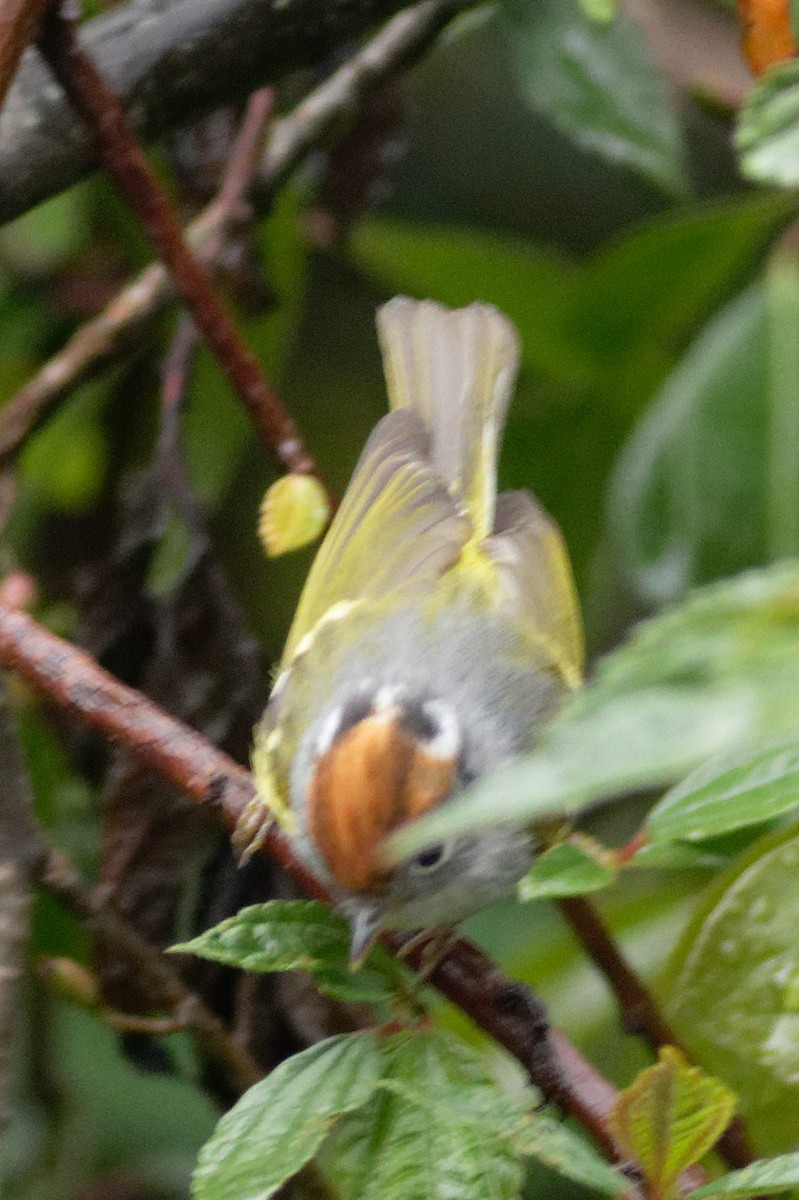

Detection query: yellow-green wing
(484, 491), (584, 688)
(377, 297), (519, 542)
(281, 409), (469, 667)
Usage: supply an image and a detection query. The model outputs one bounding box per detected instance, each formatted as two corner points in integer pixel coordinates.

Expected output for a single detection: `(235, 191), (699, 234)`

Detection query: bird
(237, 296), (584, 963)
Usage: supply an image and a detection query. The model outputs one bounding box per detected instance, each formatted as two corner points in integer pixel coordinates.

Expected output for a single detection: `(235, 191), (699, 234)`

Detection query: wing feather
(485, 491), (584, 688)
(282, 410), (469, 666)
(377, 297), (519, 539)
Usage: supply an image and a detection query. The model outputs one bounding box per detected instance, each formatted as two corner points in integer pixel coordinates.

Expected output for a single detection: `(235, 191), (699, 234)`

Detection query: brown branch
(0, 601), (628, 1162)
(0, 0), (52, 111)
(0, 681), (46, 1128)
(37, 6), (322, 485)
(41, 847), (263, 1095)
(0, 0), (466, 465)
(1, 0), (467, 224)
(559, 896), (755, 1171)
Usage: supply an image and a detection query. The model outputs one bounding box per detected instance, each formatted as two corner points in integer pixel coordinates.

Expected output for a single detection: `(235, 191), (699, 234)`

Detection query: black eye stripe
(337, 694), (374, 736)
(400, 702), (439, 742)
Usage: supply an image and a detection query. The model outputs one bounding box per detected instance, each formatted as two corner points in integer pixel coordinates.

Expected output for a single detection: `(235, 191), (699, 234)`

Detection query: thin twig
(0, 602), (625, 1158)
(38, 5), (321, 484)
(559, 896), (756, 1171)
(42, 847), (263, 1095)
(0, 0), (52, 111)
(1, 0), (464, 224)
(0, 682), (46, 1128)
(157, 86), (275, 546)
(0, 0), (465, 465)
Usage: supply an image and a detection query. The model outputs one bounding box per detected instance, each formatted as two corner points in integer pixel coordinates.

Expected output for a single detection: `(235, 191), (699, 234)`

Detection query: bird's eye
(411, 843), (451, 873)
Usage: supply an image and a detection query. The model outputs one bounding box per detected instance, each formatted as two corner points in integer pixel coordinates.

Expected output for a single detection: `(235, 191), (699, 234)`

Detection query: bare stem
(559, 895), (755, 1170)
(0, 0), (465, 465)
(37, 6), (323, 484)
(0, 0), (52, 110)
(42, 847), (263, 1095)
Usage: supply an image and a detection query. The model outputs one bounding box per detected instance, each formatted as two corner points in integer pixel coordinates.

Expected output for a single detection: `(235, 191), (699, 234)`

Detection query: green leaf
(737, 61), (799, 187)
(607, 1047), (736, 1198)
(389, 563), (799, 858)
(350, 218), (586, 383)
(766, 240), (799, 559)
(519, 840), (617, 900)
(647, 742), (799, 844)
(626, 841), (730, 871)
(607, 286), (770, 608)
(172, 900), (403, 1005)
(569, 196), (794, 407)
(692, 1151), (799, 1196)
(192, 1033), (382, 1200)
(579, 0), (616, 21)
(501, 0), (687, 194)
(320, 1028), (529, 1200)
(512, 1109), (627, 1196)
(353, 197), (794, 412)
(664, 823), (799, 1146)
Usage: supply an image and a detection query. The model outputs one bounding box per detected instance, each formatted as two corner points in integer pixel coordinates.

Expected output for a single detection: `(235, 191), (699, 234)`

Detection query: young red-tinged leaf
(319, 1028), (532, 1200)
(171, 900), (404, 1005)
(608, 1047), (736, 1199)
(193, 1033), (382, 1200)
(691, 1150), (799, 1195)
(518, 838), (617, 901)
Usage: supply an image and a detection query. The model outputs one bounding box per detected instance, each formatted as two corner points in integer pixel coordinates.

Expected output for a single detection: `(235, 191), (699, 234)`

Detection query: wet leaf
(320, 1028), (531, 1200)
(501, 0), (687, 194)
(172, 900), (404, 1005)
(647, 742), (799, 844)
(692, 1150), (799, 1195)
(519, 839), (617, 900)
(193, 1033), (381, 1200)
(664, 823), (799, 1148)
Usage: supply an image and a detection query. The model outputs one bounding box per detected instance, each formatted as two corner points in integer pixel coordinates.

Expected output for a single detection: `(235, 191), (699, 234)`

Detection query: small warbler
(238, 297), (583, 961)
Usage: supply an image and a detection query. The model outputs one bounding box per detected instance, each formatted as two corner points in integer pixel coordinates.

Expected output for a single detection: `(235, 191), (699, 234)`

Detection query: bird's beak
(348, 907), (384, 969)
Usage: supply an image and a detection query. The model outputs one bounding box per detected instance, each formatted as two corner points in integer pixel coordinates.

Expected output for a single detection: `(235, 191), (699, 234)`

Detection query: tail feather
(376, 297), (520, 539)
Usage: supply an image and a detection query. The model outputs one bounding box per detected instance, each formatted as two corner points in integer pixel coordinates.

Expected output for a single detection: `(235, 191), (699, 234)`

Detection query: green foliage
(692, 1151), (799, 1196)
(518, 839), (617, 900)
(664, 824), (799, 1152)
(511, 1111), (627, 1196)
(173, 900), (406, 1005)
(737, 62), (799, 188)
(608, 1047), (736, 1200)
(647, 742), (799, 844)
(192, 1026), (624, 1200)
(193, 1034), (383, 1200)
(500, 0), (686, 194)
(10, 2), (799, 1198)
(607, 286), (770, 607)
(319, 1029), (533, 1200)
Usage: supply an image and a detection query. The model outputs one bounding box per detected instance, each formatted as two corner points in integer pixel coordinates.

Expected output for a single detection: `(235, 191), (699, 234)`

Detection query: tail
(376, 297), (520, 540)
